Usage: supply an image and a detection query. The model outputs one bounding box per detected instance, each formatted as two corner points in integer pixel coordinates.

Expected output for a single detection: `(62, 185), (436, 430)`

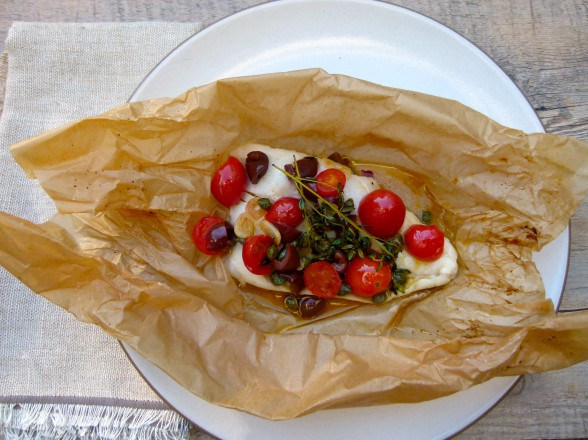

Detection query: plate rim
(121, 0), (571, 438)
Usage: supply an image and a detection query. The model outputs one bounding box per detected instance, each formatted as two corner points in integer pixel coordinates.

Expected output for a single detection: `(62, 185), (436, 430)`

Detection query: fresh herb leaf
(272, 161), (404, 273)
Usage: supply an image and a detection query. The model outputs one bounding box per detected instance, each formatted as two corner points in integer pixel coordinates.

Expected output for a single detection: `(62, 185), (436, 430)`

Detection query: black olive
(332, 250), (348, 274)
(245, 151), (269, 184)
(295, 156), (318, 178)
(204, 221), (235, 252)
(279, 271), (305, 294)
(272, 221), (303, 243)
(272, 245), (300, 271)
(283, 157), (318, 179)
(301, 182), (318, 203)
(299, 295), (327, 319)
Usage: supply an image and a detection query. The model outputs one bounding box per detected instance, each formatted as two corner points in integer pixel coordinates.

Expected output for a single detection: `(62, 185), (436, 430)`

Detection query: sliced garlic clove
(234, 214), (255, 239)
(246, 197), (266, 220)
(260, 219), (281, 245)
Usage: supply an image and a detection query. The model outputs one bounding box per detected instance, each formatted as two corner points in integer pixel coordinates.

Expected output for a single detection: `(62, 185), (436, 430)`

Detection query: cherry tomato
(211, 156), (247, 207)
(358, 189), (406, 239)
(242, 235), (274, 275)
(192, 216), (232, 255)
(316, 168), (346, 199)
(404, 224), (445, 261)
(264, 197), (304, 229)
(345, 256), (392, 297)
(303, 261), (342, 299)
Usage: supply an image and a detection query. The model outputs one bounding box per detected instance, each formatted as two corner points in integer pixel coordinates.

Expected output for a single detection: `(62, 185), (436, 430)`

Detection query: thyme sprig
(273, 162), (402, 261)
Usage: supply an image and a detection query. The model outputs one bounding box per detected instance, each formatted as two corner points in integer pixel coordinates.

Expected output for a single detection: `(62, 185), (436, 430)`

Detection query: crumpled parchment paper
(1, 69), (588, 419)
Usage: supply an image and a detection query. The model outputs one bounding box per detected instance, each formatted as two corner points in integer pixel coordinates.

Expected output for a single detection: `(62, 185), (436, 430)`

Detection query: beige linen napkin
(0, 22), (204, 439)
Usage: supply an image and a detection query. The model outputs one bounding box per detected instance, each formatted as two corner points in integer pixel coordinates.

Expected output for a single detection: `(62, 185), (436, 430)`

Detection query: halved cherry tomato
(264, 197), (304, 229)
(358, 189), (406, 239)
(316, 168), (346, 199)
(345, 256), (392, 297)
(211, 156), (247, 207)
(192, 216), (233, 255)
(404, 224), (444, 261)
(242, 235), (274, 275)
(303, 261), (342, 299)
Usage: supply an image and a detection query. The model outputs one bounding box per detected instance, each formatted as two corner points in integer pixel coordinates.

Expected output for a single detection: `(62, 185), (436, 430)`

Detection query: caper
(421, 210), (432, 225)
(372, 292), (388, 304)
(313, 238), (330, 253)
(284, 295), (299, 313)
(338, 283), (351, 296)
(299, 255), (312, 269)
(393, 268), (410, 285)
(271, 272), (287, 285)
(266, 244), (279, 260)
(258, 198), (272, 210)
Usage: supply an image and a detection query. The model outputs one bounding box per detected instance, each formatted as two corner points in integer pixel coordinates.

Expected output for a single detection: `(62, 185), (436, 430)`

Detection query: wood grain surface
(1, 1), (586, 439)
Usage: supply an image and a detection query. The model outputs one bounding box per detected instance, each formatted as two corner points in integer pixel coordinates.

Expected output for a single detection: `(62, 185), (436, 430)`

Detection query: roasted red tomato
(404, 224), (445, 261)
(358, 189), (406, 239)
(211, 156), (247, 207)
(345, 256), (392, 297)
(303, 261), (342, 299)
(264, 197), (304, 229)
(242, 235), (274, 275)
(316, 168), (346, 198)
(192, 216), (234, 255)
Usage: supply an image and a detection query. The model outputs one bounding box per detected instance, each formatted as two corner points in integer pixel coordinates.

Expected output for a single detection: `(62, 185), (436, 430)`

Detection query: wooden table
(1, 1), (586, 438)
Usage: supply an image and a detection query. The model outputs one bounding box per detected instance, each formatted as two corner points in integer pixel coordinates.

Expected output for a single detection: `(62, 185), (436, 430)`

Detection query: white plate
(124, 1), (569, 438)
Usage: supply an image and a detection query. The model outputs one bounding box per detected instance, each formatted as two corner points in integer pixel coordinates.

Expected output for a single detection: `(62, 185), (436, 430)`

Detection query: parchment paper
(1, 69), (588, 419)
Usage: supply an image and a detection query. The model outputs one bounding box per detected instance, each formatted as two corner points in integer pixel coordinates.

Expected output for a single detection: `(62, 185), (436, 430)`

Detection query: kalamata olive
(280, 271), (305, 294)
(361, 169), (374, 177)
(295, 157), (318, 178)
(332, 250), (349, 274)
(284, 164), (296, 176)
(272, 222), (303, 243)
(302, 182), (318, 203)
(204, 221), (235, 252)
(298, 295), (327, 319)
(245, 151), (269, 184)
(327, 152), (360, 175)
(272, 245), (300, 271)
(284, 157), (318, 178)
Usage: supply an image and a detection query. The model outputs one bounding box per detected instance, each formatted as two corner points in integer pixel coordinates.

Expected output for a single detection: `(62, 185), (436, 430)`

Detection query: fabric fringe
(0, 403), (191, 439)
